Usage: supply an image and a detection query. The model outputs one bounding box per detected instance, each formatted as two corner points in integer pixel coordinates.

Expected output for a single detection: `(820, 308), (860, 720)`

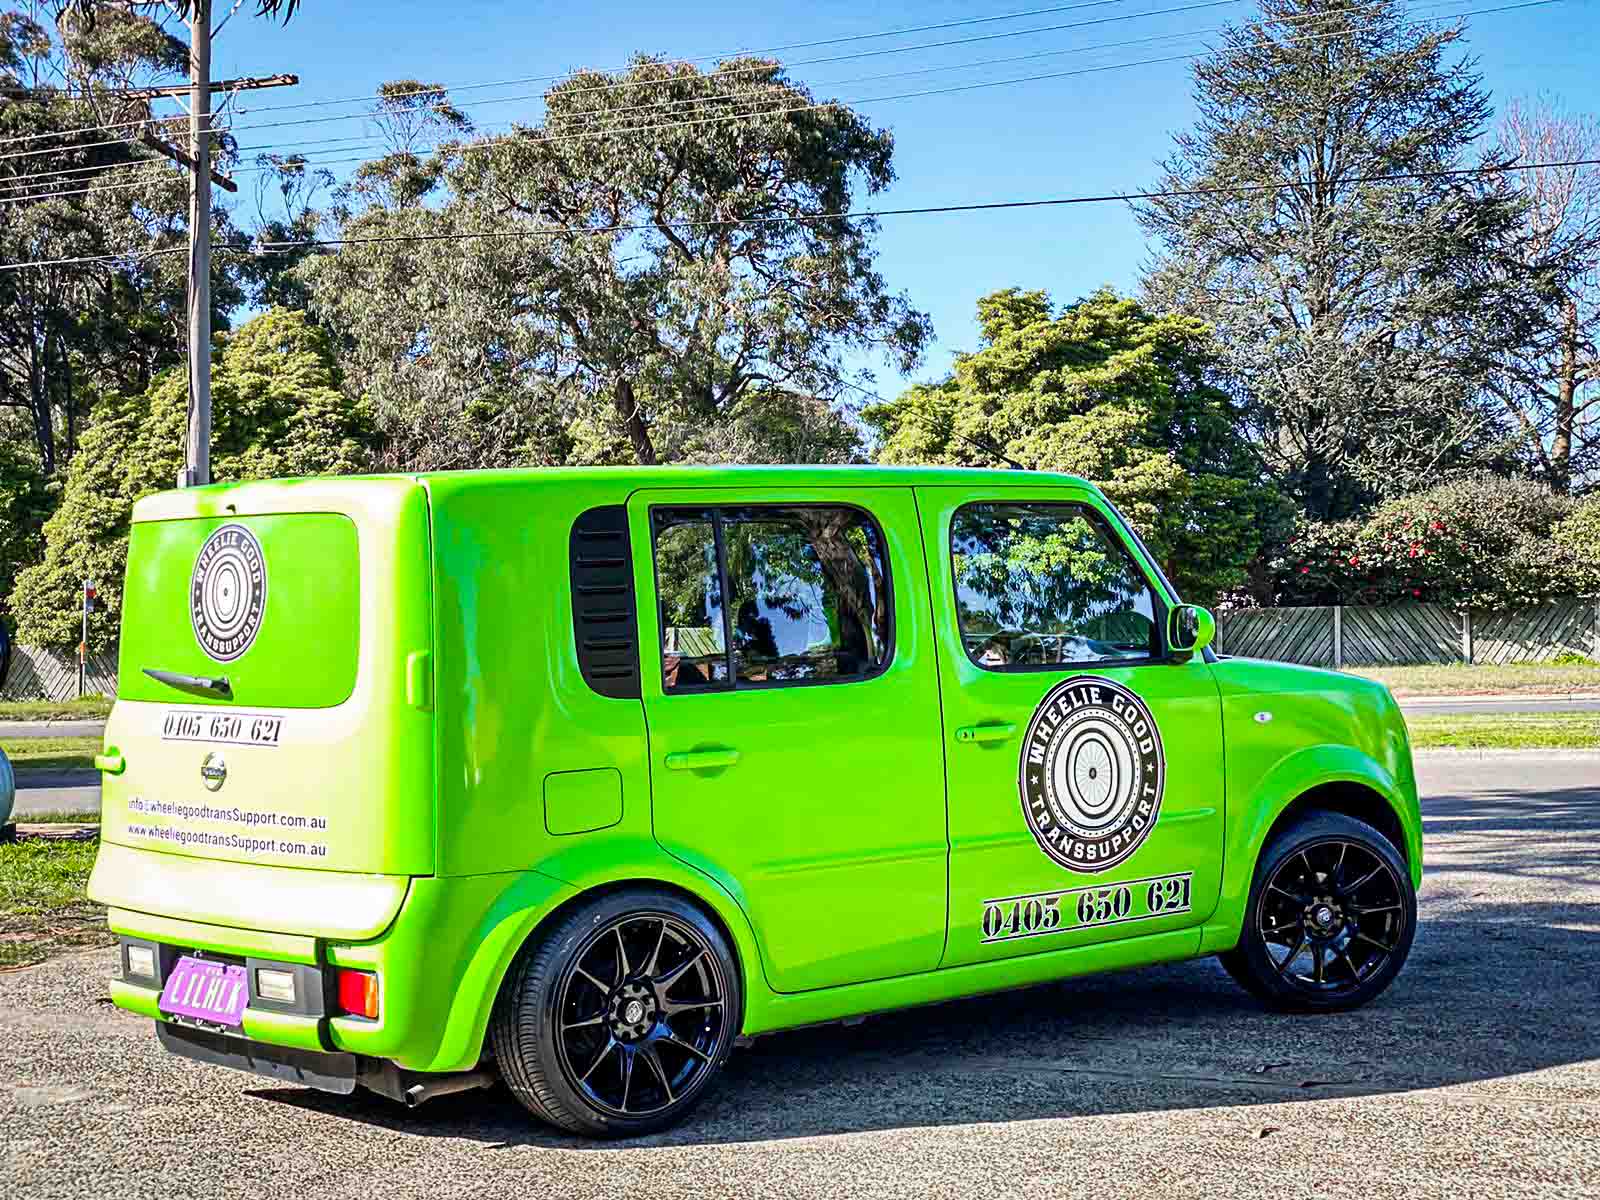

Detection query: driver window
(950, 502), (1158, 669)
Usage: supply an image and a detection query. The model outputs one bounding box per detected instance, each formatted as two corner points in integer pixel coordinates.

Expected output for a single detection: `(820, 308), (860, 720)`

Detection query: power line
(0, 0), (1555, 204)
(221, 0), (1257, 139)
(5, 156), (1593, 274)
(0, 0), (1522, 161)
(0, 0), (1212, 154)
(230, 0), (1200, 115)
(0, 0), (1378, 188)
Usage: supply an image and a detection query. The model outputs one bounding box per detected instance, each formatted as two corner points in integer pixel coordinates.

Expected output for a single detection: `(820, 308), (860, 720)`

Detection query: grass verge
(0, 696), (112, 722)
(1406, 712), (1600, 750)
(1, 736), (101, 772)
(1352, 663), (1600, 697)
(0, 839), (107, 970)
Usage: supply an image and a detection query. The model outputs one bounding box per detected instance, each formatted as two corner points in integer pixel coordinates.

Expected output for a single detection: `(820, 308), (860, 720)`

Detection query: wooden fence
(1216, 597), (1600, 668)
(0, 644), (119, 703)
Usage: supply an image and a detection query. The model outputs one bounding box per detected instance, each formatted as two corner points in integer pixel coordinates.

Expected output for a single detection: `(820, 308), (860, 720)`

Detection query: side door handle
(664, 748), (741, 771)
(955, 723), (1017, 745)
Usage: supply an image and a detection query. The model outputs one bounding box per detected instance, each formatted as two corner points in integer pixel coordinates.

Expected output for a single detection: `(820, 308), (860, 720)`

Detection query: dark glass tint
(652, 505), (891, 691)
(950, 503), (1158, 668)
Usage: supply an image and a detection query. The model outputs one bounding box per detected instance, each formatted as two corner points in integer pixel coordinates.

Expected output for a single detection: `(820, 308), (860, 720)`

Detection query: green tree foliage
(10, 310), (372, 646)
(0, 436), (48, 625)
(1139, 0), (1557, 520)
(1269, 476), (1587, 607)
(302, 61), (929, 470)
(864, 287), (1290, 603)
(0, 4), (244, 475)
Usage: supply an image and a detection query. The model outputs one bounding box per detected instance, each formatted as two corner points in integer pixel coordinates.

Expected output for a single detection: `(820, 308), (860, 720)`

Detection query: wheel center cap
(622, 999), (646, 1025)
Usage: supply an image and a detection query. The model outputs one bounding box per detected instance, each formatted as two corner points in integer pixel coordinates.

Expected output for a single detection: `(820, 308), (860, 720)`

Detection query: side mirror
(1167, 604), (1215, 658)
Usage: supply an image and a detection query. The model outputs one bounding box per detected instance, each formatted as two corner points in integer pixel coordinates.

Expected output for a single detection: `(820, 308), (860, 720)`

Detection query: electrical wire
(4, 156), (1593, 274)
(0, 0), (1378, 187)
(0, 0), (1541, 206)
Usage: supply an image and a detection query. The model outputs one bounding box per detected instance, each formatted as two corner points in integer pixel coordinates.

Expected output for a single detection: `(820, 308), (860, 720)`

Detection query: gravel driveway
(2, 755), (1597, 1199)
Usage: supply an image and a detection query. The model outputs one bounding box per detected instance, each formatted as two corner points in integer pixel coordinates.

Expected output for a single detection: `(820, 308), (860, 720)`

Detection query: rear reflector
(255, 968), (296, 1004)
(126, 944), (157, 980)
(335, 969), (379, 1020)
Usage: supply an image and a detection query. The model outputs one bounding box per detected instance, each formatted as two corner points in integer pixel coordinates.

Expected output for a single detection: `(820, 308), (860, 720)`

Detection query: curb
(1399, 692), (1600, 706)
(0, 720), (107, 738)
(1413, 747), (1600, 761)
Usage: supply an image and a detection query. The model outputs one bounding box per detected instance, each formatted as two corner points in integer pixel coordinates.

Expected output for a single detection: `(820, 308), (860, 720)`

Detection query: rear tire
(1219, 811), (1415, 1013)
(489, 888), (741, 1137)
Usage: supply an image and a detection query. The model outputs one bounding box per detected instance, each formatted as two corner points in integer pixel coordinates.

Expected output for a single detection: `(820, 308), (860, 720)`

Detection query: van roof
(132, 464), (1096, 522)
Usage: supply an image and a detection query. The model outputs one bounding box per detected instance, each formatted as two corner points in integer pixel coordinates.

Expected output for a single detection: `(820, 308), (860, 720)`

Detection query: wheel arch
(1262, 780), (1409, 869)
(420, 851), (764, 1074)
(1201, 744), (1421, 955)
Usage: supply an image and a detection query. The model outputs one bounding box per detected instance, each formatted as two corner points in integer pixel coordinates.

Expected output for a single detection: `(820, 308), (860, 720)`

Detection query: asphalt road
(9, 772), (99, 817)
(2, 754), (1597, 1198)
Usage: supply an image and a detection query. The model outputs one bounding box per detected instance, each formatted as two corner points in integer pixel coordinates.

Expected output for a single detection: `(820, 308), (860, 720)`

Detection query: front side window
(951, 502), (1159, 669)
(652, 505), (891, 691)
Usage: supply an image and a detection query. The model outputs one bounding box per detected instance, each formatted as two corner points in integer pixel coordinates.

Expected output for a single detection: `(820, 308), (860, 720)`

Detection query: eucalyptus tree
(0, 3), (200, 474)
(304, 58), (930, 469)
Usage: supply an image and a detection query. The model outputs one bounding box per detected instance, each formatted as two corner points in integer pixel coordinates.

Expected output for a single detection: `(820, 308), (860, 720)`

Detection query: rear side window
(651, 505), (891, 692)
(950, 502), (1158, 669)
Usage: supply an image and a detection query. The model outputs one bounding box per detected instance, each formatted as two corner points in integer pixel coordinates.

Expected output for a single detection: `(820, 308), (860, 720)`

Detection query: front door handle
(664, 748), (741, 771)
(955, 723), (1017, 745)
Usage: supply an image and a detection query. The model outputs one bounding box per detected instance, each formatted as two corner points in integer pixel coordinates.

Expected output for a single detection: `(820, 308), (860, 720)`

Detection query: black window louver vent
(570, 506), (641, 699)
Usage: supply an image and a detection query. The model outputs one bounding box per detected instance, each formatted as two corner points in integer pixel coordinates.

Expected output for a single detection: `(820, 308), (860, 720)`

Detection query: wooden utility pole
(180, 0), (213, 489)
(147, 7), (297, 489)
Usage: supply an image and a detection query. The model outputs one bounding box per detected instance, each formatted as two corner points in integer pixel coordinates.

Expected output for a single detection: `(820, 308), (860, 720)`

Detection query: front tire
(1220, 812), (1416, 1012)
(489, 888), (741, 1137)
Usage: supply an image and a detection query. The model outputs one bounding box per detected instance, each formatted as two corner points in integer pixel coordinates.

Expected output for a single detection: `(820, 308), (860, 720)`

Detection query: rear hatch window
(117, 514), (359, 708)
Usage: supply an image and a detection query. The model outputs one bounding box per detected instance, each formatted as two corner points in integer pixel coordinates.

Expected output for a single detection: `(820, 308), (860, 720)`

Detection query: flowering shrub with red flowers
(1266, 477), (1593, 608)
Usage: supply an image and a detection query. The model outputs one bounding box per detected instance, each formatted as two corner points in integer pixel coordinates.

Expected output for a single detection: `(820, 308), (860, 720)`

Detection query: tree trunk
(615, 378), (657, 465)
(27, 316), (56, 476)
(1552, 296), (1578, 493)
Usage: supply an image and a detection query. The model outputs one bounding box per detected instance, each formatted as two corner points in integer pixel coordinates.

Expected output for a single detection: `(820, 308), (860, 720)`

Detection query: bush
(1268, 476), (1585, 608)
(1553, 496), (1600, 593)
(10, 310), (373, 648)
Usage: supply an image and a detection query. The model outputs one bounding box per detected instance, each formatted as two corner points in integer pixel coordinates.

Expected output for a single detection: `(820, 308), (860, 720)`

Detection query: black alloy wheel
(1221, 812), (1416, 1012)
(491, 889), (741, 1136)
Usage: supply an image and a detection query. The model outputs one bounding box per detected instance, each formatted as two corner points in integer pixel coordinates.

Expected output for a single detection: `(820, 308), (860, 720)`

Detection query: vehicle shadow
(255, 909), (1600, 1150)
(255, 778), (1600, 1148)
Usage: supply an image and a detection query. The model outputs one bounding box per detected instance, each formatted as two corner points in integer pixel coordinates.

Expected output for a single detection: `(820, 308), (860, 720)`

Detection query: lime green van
(88, 466), (1420, 1136)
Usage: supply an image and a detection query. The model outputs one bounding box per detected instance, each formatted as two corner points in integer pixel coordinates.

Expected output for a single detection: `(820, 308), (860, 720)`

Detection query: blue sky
(203, 0), (1597, 397)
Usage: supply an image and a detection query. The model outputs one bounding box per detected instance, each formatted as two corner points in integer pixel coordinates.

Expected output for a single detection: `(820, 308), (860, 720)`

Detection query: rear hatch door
(95, 478), (435, 914)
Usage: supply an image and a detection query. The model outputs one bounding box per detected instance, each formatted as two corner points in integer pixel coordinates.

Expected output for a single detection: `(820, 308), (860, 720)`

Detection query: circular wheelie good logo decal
(1018, 676), (1165, 873)
(190, 523), (267, 662)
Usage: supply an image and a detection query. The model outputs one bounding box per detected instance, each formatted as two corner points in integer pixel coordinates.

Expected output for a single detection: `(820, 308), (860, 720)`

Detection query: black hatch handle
(143, 668), (232, 699)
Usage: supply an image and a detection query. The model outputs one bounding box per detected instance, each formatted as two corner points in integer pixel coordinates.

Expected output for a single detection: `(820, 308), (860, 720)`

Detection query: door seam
(911, 487), (956, 968)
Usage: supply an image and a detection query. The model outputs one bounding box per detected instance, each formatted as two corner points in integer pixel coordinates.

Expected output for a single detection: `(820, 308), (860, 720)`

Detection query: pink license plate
(159, 957), (248, 1027)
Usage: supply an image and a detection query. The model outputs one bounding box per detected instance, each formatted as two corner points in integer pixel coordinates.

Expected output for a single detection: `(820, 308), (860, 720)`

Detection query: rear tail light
(335, 969), (379, 1019)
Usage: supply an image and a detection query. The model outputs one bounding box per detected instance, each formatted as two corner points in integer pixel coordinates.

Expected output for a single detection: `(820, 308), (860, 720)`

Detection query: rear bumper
(104, 868), (576, 1074)
(90, 842), (411, 941)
